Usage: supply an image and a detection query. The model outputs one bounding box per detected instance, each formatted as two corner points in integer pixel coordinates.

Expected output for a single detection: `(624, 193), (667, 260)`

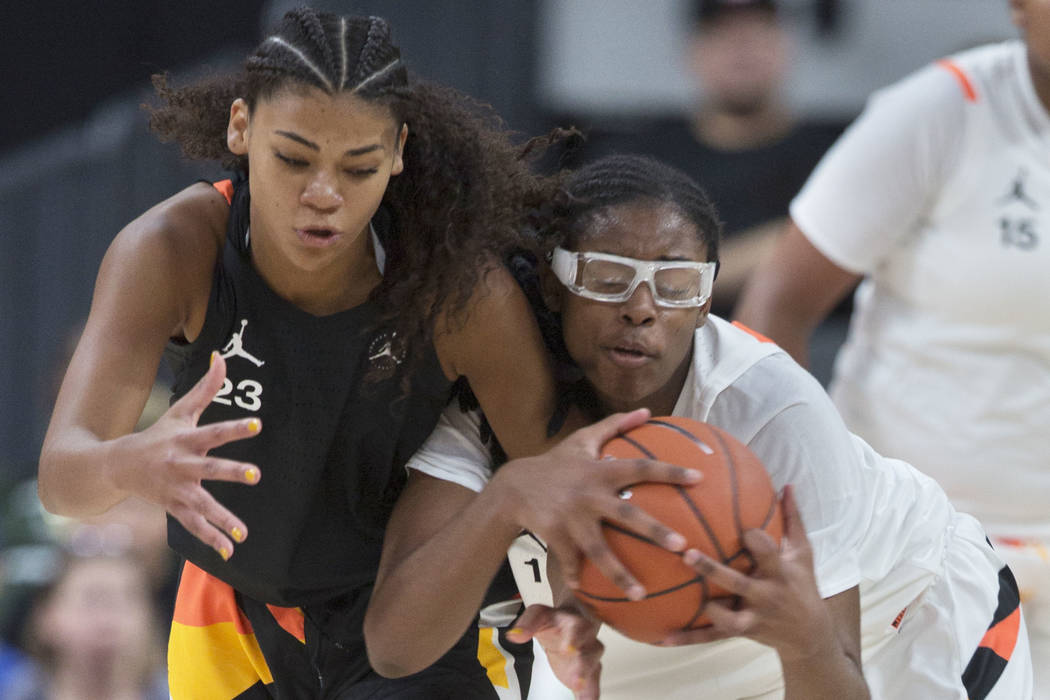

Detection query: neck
(251, 223), (381, 317)
(693, 103), (793, 150)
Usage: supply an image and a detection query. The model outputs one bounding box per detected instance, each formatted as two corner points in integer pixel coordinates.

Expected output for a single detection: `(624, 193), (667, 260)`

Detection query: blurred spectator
(571, 0), (847, 319)
(9, 553), (168, 700)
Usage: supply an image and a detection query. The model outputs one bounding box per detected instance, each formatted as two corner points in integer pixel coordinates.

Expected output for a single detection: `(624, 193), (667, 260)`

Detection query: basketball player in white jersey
(735, 3), (1050, 693)
(364, 155), (1033, 699)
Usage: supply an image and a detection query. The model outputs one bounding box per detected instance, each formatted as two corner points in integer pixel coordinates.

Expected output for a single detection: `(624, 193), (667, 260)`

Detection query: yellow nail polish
(210, 350), (218, 368)
(247, 418), (261, 434)
(565, 644), (577, 654)
(245, 468), (258, 483)
(508, 627), (524, 636)
(231, 527), (244, 543)
(220, 547), (231, 561)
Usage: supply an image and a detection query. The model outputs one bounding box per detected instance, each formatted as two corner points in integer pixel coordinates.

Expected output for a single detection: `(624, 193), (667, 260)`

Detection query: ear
(695, 297), (713, 328)
(539, 259), (565, 312)
(227, 98), (250, 156)
(390, 123), (408, 176)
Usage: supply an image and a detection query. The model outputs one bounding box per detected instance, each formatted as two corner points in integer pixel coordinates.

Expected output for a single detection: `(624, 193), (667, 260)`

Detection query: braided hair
(540, 153), (722, 261)
(148, 7), (559, 362)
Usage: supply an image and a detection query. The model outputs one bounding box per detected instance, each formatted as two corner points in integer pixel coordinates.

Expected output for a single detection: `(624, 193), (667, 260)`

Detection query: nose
(620, 282), (657, 327)
(301, 170), (343, 211)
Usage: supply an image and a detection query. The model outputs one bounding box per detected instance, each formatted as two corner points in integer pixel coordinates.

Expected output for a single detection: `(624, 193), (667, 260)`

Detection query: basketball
(574, 416), (783, 645)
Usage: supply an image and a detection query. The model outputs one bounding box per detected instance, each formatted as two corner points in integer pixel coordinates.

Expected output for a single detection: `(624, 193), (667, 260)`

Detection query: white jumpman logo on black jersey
(221, 319), (265, 367)
(369, 340), (396, 362)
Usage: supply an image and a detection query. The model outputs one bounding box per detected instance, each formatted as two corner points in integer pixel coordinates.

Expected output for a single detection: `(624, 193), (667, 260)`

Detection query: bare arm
(733, 220), (861, 367)
(711, 218), (785, 311)
(38, 184), (261, 559)
(434, 263), (585, 457)
(365, 410), (701, 678)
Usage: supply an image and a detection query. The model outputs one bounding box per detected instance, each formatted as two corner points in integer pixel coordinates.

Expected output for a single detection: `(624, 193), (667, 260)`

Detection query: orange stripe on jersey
(214, 179), (234, 205)
(979, 607), (1021, 661)
(266, 604), (306, 643)
(172, 561), (252, 635)
(731, 321), (774, 343)
(936, 59), (978, 102)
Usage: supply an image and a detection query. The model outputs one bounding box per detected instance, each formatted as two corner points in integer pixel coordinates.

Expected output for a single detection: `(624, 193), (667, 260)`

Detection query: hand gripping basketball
(573, 417), (783, 645)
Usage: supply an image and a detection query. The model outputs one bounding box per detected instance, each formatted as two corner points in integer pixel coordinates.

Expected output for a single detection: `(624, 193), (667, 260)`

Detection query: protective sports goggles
(551, 246), (716, 308)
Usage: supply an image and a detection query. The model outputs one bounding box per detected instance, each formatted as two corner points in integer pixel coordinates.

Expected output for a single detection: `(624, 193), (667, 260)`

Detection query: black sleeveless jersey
(165, 177), (453, 607)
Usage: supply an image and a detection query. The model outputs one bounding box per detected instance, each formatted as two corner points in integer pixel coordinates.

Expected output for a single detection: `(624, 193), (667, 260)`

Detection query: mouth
(604, 343), (655, 368)
(296, 227), (342, 248)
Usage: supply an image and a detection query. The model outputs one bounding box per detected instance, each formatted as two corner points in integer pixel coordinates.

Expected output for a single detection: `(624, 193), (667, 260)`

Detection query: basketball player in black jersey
(37, 8), (695, 699)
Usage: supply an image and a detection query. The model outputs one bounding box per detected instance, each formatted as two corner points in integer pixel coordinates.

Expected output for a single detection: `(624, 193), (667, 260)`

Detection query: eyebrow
(275, 130), (385, 156)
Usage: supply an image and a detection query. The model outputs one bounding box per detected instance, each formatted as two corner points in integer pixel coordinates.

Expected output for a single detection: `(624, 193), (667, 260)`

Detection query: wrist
(480, 462), (533, 541)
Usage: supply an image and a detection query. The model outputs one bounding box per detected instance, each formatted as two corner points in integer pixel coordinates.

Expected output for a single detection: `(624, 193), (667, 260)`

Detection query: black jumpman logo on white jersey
(998, 168), (1039, 210)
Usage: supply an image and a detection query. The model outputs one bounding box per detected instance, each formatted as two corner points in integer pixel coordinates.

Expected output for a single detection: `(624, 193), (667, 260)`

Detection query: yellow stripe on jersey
(478, 626), (510, 689)
(168, 619), (273, 699)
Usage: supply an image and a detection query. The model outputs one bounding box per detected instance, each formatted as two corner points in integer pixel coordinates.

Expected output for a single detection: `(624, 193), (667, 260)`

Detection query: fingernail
(508, 627), (524, 637)
(220, 547), (231, 561)
(685, 469), (702, 482)
(247, 418), (261, 434)
(244, 468), (259, 483)
(627, 585), (645, 601)
(683, 549), (701, 565)
(210, 351), (218, 368)
(667, 533), (688, 550)
(564, 643), (577, 654)
(231, 527), (244, 543)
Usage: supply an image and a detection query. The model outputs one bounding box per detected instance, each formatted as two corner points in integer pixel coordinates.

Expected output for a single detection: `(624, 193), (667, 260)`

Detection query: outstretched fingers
(171, 351), (227, 423)
(169, 486), (250, 560)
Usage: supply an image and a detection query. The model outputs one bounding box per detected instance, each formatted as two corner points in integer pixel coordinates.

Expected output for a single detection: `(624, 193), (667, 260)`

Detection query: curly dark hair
(147, 7), (564, 360)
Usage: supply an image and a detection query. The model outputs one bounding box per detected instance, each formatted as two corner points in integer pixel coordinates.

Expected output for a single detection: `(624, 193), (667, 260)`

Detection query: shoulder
(102, 182), (229, 338)
(867, 44), (1012, 122)
(111, 181), (227, 265)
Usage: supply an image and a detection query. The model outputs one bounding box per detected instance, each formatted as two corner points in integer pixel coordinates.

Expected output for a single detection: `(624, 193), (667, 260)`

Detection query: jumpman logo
(369, 340), (396, 362)
(221, 319), (266, 367)
(998, 168), (1039, 210)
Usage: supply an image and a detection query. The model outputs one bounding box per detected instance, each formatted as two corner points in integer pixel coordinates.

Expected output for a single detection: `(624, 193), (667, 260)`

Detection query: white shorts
(989, 534), (1050, 700)
(865, 513), (1033, 699)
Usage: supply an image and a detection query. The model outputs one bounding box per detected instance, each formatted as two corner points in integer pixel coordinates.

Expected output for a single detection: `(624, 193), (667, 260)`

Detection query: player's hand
(107, 352), (261, 560)
(490, 408), (702, 600)
(659, 485), (831, 654)
(507, 604), (603, 700)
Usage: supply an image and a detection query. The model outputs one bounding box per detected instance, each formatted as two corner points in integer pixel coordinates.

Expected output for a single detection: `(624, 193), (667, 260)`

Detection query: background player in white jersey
(364, 154), (1032, 699)
(735, 1), (1050, 691)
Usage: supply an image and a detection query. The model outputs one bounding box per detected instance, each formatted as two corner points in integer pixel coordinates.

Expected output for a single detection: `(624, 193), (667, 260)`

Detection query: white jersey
(791, 40), (1050, 538)
(408, 316), (962, 698)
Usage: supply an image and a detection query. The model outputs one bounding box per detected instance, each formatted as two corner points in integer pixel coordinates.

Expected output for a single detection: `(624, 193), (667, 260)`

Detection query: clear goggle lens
(551, 247), (716, 308)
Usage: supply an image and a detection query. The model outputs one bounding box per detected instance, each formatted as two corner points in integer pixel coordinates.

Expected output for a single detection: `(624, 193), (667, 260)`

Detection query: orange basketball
(574, 416), (783, 645)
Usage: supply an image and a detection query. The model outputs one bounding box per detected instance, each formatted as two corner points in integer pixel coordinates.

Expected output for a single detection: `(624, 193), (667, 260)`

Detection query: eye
(344, 167), (379, 178)
(275, 152), (308, 168)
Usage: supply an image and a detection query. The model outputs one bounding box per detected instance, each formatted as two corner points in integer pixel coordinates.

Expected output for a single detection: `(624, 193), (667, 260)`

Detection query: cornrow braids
(547, 154), (722, 264)
(148, 8), (407, 170)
